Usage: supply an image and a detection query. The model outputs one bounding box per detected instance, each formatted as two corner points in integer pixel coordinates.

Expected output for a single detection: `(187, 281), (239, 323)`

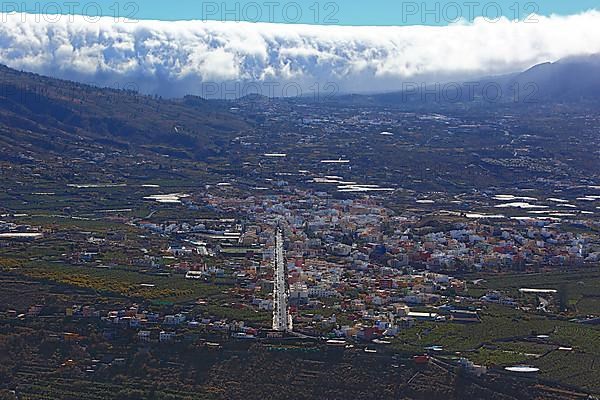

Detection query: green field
(468, 268), (600, 315)
(5, 262), (220, 303)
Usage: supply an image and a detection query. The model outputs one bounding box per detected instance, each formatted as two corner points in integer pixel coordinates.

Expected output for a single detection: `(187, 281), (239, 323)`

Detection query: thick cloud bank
(1, 11), (600, 97)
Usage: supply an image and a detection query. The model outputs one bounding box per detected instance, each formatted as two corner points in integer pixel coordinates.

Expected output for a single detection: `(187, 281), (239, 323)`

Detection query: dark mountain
(334, 54), (600, 106)
(0, 65), (251, 161)
(505, 54), (600, 101)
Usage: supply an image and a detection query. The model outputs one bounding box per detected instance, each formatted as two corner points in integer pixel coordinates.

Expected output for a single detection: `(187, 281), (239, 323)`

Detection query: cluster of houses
(0, 221), (44, 241)
(125, 185), (599, 340)
(61, 303), (261, 345)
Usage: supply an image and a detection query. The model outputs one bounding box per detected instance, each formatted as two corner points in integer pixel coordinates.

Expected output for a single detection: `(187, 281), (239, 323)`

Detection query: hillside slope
(0, 65), (250, 162)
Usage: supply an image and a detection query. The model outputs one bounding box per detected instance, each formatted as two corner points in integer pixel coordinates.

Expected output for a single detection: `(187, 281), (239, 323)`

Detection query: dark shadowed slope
(0, 65), (251, 161)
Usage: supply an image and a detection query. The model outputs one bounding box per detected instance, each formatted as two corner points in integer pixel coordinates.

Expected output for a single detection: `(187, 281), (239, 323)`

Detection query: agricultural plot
(470, 268), (600, 316)
(10, 262), (223, 304)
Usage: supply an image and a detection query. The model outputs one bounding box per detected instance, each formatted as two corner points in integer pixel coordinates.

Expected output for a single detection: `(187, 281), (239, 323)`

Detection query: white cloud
(0, 11), (599, 97)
